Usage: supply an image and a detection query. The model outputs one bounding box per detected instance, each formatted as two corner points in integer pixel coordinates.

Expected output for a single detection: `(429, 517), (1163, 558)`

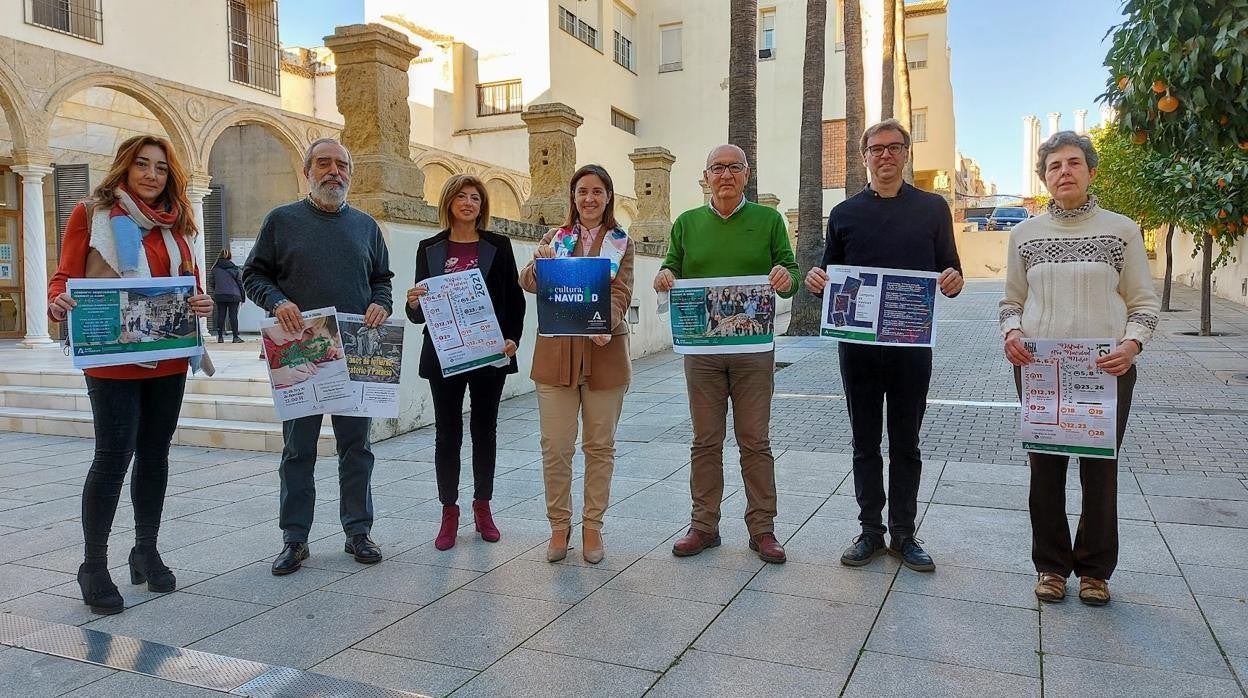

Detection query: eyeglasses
(706, 163), (747, 176)
(865, 143), (908, 157)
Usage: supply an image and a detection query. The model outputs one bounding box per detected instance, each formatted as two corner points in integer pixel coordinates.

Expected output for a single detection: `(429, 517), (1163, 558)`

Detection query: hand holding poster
(819, 265), (941, 347)
(261, 307), (355, 420)
(534, 257), (611, 336)
(335, 313), (405, 419)
(1020, 338), (1118, 458)
(418, 268), (509, 378)
(66, 277), (203, 369)
(669, 275), (774, 354)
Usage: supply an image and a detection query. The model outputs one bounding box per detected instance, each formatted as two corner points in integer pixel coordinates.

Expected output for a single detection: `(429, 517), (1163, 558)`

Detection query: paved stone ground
(0, 280), (1245, 696)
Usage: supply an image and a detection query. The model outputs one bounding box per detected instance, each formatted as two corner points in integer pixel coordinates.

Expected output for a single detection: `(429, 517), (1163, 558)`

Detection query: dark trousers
(82, 373), (186, 567)
(279, 414), (374, 543)
(427, 369), (507, 506)
(1015, 365), (1136, 580)
(214, 301), (240, 339)
(839, 343), (932, 539)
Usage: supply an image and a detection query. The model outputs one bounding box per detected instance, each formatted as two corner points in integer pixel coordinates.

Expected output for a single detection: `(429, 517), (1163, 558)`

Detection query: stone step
(0, 406), (336, 455)
(0, 368), (273, 398)
(0, 385), (282, 424)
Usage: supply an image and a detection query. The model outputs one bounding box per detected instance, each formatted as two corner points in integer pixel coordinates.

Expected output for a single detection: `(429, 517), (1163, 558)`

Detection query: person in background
(211, 247), (245, 343)
(406, 174), (525, 552)
(47, 134), (214, 614)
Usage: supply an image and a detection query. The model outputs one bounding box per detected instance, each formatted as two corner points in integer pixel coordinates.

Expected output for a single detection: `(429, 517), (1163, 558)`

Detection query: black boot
(77, 563), (124, 615)
(129, 547), (176, 592)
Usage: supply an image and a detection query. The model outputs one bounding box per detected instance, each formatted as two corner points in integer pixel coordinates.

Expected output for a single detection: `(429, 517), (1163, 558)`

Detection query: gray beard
(309, 178), (348, 210)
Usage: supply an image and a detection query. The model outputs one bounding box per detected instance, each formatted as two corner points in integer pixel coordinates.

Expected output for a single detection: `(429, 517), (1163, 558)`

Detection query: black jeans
(839, 343), (932, 539)
(279, 414), (374, 544)
(82, 372), (187, 567)
(215, 301), (240, 339)
(427, 368), (507, 506)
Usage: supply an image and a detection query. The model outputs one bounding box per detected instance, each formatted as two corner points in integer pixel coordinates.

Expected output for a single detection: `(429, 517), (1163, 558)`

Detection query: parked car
(965, 216), (989, 231)
(988, 206), (1029, 230)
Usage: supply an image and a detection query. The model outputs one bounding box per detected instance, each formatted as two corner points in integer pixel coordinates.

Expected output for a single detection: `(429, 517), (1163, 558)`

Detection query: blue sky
(278, 0), (1124, 198)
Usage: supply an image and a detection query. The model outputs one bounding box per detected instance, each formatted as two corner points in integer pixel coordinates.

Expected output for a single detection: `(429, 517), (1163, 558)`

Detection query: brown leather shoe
(1078, 577), (1110, 606)
(672, 528), (721, 557)
(749, 532), (787, 564)
(1034, 572), (1067, 603)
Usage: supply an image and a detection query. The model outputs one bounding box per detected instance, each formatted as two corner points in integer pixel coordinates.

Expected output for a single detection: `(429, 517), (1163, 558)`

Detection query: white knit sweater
(998, 204), (1160, 346)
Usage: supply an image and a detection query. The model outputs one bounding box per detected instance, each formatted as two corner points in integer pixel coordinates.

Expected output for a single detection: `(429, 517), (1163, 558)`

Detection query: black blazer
(407, 229), (527, 379)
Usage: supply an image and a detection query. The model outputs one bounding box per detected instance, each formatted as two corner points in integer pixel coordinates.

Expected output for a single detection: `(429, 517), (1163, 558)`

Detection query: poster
(260, 307), (355, 420)
(669, 275), (775, 354)
(66, 277), (203, 369)
(819, 265), (941, 347)
(1020, 338), (1118, 459)
(0, 263), (11, 281)
(0, 243), (11, 261)
(534, 257), (611, 336)
(335, 313), (405, 419)
(418, 268), (510, 378)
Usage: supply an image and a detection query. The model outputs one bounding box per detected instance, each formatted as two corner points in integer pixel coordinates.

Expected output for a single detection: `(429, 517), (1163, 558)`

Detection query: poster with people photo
(334, 313), (405, 419)
(66, 277), (203, 369)
(260, 307), (355, 420)
(668, 275), (775, 354)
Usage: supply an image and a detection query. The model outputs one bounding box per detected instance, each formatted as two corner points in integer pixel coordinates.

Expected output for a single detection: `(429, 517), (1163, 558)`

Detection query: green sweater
(661, 201), (801, 298)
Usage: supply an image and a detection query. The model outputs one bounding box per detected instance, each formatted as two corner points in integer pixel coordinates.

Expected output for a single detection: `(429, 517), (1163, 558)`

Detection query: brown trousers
(684, 351), (778, 537)
(1015, 365), (1137, 580)
(536, 381), (628, 531)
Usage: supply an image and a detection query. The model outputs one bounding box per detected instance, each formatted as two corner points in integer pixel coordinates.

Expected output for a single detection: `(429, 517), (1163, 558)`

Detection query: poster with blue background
(535, 257), (611, 336)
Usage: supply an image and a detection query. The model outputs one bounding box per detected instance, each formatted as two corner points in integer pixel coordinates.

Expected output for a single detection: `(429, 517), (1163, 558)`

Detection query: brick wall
(822, 119), (846, 189)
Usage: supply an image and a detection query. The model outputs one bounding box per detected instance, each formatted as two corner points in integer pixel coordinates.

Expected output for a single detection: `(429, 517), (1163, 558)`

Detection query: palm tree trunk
(894, 0), (914, 182)
(729, 0), (759, 201)
(1200, 231), (1212, 335)
(787, 0), (828, 336)
(880, 0), (895, 120)
(1161, 222), (1174, 311)
(843, 0), (867, 195)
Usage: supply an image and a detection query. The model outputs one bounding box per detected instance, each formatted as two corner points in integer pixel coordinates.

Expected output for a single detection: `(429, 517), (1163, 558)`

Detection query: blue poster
(535, 257), (612, 336)
(819, 265), (941, 346)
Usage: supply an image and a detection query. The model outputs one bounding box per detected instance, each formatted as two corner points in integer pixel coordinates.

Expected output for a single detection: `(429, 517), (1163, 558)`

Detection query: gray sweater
(243, 198), (394, 315)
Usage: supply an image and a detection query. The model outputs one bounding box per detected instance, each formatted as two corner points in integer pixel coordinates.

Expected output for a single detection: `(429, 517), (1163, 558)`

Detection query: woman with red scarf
(47, 135), (213, 614)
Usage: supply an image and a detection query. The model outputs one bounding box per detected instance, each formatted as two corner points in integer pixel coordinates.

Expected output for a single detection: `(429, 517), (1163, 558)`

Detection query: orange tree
(1100, 0), (1248, 334)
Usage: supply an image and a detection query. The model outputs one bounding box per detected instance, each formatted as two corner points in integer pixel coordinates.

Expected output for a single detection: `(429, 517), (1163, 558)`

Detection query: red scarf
(113, 184), (181, 231)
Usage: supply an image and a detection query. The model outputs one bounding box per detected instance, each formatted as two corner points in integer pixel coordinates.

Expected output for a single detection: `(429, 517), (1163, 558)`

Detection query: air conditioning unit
(758, 48), (774, 59)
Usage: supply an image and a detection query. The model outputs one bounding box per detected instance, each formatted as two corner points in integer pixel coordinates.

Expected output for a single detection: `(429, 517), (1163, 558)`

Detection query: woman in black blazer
(406, 175), (526, 551)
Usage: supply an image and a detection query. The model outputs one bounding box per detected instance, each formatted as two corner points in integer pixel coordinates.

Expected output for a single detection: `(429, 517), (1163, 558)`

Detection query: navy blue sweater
(822, 183), (961, 278)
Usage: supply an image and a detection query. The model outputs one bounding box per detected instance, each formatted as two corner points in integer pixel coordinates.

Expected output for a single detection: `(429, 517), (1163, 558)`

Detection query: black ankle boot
(77, 563), (124, 615)
(129, 547), (176, 593)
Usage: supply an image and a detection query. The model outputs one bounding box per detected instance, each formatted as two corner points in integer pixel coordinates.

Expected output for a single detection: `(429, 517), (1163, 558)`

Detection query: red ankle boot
(473, 499), (500, 542)
(435, 505), (459, 550)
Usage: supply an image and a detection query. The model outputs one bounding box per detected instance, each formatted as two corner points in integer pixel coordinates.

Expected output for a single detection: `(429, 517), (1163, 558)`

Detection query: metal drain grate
(0, 612), (54, 644)
(233, 667), (431, 697)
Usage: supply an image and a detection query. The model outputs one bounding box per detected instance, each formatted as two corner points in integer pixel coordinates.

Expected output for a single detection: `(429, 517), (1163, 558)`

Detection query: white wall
(1163, 230), (1248, 308)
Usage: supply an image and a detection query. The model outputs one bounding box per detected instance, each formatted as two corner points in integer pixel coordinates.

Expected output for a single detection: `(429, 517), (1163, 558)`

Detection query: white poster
(333, 313), (405, 419)
(260, 307), (356, 421)
(1020, 338), (1118, 459)
(418, 268), (509, 377)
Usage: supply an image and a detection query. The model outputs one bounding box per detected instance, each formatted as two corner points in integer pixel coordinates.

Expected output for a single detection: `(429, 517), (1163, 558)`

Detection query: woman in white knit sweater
(1000, 131), (1160, 607)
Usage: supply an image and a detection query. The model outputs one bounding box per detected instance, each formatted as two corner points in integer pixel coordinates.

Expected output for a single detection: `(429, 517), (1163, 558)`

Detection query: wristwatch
(1126, 338), (1143, 353)
(272, 299), (292, 314)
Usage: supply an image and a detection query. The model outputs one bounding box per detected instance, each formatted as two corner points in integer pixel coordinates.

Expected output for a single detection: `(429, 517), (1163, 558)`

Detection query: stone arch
(198, 107), (306, 185)
(0, 59), (35, 158)
(39, 70), (198, 170)
(419, 156), (461, 203)
(616, 199), (637, 229)
(483, 176), (522, 221)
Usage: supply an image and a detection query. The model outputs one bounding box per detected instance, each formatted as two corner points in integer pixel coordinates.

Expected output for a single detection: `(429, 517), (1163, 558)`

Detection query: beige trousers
(536, 381), (628, 531)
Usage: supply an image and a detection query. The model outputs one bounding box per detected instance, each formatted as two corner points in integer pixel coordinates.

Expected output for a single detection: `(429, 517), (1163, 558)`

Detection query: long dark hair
(563, 164), (617, 231)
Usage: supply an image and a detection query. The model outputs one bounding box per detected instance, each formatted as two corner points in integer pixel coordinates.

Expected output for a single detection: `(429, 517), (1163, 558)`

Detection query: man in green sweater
(654, 144), (800, 564)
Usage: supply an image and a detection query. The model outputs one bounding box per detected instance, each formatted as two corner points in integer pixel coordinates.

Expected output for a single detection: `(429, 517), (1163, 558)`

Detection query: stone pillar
(757, 193), (780, 209)
(626, 147), (676, 242)
(1074, 108), (1088, 135)
(699, 180), (711, 205)
(324, 24), (427, 220)
(186, 174), (212, 280)
(11, 164), (55, 347)
(520, 103), (583, 225)
(1047, 112), (1061, 137)
(784, 208), (799, 247)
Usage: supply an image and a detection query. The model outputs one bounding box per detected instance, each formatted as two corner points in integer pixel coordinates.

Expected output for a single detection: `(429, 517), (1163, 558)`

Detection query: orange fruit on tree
(1158, 95), (1180, 112)
(1220, 116), (1230, 125)
(1218, 209), (1228, 219)
(1218, 178), (1227, 189)
(1118, 76), (1129, 90)
(1152, 80), (1166, 93)
(1131, 130), (1148, 144)
(1241, 141), (1248, 151)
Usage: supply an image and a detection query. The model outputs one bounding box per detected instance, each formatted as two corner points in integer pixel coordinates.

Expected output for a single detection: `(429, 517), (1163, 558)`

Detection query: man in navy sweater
(805, 119), (963, 572)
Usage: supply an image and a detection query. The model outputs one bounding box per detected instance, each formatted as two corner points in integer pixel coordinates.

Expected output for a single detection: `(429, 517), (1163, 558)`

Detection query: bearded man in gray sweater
(244, 138), (394, 576)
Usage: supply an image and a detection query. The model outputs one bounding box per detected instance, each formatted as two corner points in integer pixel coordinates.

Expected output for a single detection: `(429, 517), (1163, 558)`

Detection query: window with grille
(477, 80), (523, 116)
(759, 9), (776, 59)
(905, 36), (928, 70)
(52, 163), (90, 340)
(659, 24), (682, 72)
(558, 4), (601, 51)
(227, 0), (281, 95)
(24, 0), (102, 43)
(911, 110), (928, 143)
(613, 4), (635, 71)
(611, 108), (637, 135)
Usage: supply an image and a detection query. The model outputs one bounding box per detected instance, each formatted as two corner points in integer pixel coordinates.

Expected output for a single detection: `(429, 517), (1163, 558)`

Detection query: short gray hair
(860, 119), (911, 155)
(705, 144), (749, 168)
(303, 137), (352, 173)
(1035, 131), (1097, 178)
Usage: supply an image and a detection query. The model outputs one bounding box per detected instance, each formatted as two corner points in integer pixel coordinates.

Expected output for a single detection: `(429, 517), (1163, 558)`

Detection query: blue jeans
(82, 372), (187, 566)
(278, 414), (374, 543)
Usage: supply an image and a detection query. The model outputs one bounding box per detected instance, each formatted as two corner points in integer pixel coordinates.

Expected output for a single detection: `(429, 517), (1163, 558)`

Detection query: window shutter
(53, 163), (89, 256)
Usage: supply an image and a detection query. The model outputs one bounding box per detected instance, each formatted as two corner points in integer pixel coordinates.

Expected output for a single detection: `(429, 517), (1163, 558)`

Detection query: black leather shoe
(840, 533), (886, 567)
(345, 534), (382, 564)
(77, 564), (124, 615)
(890, 536), (936, 572)
(129, 547), (176, 593)
(271, 542), (309, 576)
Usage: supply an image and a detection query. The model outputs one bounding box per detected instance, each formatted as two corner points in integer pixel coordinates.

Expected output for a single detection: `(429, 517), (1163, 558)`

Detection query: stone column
(626, 147), (676, 242)
(1047, 112), (1061, 137)
(699, 180), (711, 205)
(186, 174), (212, 280)
(784, 208), (799, 246)
(1074, 109), (1088, 135)
(324, 24), (428, 221)
(11, 164), (55, 347)
(520, 103), (583, 225)
(757, 193), (780, 209)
